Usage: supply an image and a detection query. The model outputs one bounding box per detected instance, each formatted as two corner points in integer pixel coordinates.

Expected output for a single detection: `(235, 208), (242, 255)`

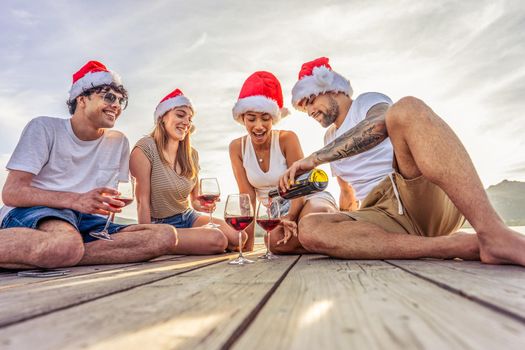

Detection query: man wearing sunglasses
(0, 60), (178, 269)
(279, 57), (525, 266)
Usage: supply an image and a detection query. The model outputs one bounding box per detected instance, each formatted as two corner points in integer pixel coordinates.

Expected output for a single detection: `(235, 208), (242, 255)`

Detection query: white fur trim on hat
(154, 95), (193, 122)
(68, 71), (122, 102)
(232, 95), (289, 125)
(291, 66), (352, 111)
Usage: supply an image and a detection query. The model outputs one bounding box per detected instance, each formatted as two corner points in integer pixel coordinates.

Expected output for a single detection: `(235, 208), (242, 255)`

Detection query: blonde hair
(150, 112), (198, 179)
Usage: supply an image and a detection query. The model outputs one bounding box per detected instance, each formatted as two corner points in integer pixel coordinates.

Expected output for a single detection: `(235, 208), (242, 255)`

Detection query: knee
(206, 228), (228, 253)
(298, 214), (324, 252)
(37, 232), (85, 268)
(153, 224), (179, 250)
(386, 96), (429, 128)
(298, 213), (324, 237)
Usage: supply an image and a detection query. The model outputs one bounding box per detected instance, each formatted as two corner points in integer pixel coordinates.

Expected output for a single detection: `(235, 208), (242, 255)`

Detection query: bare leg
(386, 96), (525, 265)
(271, 196), (338, 255)
(299, 213), (480, 260)
(80, 224), (178, 265)
(0, 221), (85, 269)
(192, 215), (246, 251)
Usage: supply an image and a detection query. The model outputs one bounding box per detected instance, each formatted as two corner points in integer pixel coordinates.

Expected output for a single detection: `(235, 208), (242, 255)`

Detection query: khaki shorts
(343, 171), (465, 237)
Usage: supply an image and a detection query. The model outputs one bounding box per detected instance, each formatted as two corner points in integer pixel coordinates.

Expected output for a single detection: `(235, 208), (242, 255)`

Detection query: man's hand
(279, 156), (317, 192)
(276, 218), (298, 246)
(71, 187), (124, 215)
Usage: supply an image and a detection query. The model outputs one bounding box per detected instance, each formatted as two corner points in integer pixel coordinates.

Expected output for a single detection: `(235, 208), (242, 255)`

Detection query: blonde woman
(229, 72), (338, 252)
(131, 89), (243, 254)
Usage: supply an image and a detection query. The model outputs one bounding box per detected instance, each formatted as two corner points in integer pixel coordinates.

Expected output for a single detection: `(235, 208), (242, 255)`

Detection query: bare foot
(478, 227), (525, 266)
(448, 231), (480, 260)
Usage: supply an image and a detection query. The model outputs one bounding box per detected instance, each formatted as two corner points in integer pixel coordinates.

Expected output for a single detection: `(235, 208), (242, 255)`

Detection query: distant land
(486, 180), (525, 226)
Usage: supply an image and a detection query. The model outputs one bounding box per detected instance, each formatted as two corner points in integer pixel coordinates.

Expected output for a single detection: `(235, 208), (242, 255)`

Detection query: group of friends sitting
(1, 57), (524, 270)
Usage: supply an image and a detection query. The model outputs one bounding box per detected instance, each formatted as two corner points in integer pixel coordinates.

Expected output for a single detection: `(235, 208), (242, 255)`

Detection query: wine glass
(90, 177), (135, 241)
(256, 199), (281, 260)
(224, 194), (254, 265)
(198, 178), (221, 228)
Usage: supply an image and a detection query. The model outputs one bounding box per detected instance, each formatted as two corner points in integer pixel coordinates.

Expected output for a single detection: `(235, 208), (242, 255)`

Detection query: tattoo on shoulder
(313, 103), (389, 164)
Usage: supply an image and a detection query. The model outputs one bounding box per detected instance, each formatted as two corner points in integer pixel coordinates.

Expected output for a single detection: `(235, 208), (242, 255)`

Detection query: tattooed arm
(312, 102), (389, 164)
(279, 102), (390, 190)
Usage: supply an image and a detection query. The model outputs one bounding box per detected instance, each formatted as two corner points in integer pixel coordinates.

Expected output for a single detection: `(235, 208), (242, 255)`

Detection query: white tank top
(324, 92), (394, 201)
(242, 130), (287, 199)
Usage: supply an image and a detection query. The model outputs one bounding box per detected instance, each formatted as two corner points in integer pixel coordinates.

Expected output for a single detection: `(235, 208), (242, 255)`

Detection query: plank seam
(0, 257), (227, 329)
(0, 256), (189, 293)
(220, 255), (302, 350)
(385, 260), (525, 324)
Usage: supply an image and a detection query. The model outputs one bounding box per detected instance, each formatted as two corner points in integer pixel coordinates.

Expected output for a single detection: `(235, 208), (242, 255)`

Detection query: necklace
(254, 149), (265, 163)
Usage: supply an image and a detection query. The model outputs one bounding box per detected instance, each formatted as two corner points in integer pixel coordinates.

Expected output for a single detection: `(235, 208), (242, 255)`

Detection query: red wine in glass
(90, 177), (135, 241)
(256, 218), (281, 232)
(197, 194), (220, 205)
(200, 178), (220, 228)
(108, 197), (133, 210)
(225, 216), (254, 231)
(256, 199), (281, 260)
(224, 194), (254, 265)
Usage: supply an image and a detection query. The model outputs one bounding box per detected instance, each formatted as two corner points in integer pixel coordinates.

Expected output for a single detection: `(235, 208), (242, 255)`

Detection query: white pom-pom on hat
(154, 88), (193, 123)
(68, 60), (123, 102)
(232, 71), (289, 125)
(291, 57), (352, 112)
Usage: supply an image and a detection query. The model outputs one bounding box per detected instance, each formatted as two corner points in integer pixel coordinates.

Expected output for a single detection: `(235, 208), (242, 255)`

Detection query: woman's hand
(276, 218), (297, 246)
(192, 197), (218, 213)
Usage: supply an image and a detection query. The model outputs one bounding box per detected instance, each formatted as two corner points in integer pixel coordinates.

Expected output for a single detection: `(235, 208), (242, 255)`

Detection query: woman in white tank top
(229, 72), (337, 253)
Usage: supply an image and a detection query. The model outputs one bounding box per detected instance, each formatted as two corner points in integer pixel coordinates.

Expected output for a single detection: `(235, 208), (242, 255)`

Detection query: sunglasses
(99, 92), (128, 110)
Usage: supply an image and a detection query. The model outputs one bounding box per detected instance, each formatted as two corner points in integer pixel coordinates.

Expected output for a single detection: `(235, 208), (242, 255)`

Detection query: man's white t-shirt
(324, 92), (394, 201)
(0, 116), (130, 222)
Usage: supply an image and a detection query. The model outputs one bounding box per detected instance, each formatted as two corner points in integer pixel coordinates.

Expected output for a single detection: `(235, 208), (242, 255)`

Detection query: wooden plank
(386, 260), (525, 321)
(233, 256), (525, 350)
(0, 255), (185, 291)
(0, 253), (298, 350)
(0, 252), (244, 328)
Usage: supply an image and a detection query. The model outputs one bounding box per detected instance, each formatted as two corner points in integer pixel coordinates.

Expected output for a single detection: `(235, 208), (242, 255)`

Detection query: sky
(0, 0), (524, 219)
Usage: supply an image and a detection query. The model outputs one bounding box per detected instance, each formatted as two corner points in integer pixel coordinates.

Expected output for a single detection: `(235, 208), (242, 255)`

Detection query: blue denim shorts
(152, 209), (200, 229)
(0, 206), (129, 243)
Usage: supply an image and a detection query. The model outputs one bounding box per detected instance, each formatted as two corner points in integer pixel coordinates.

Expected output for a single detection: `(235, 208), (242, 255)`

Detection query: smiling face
(161, 106), (193, 142)
(301, 93), (340, 128)
(78, 87), (124, 129)
(242, 111), (273, 145)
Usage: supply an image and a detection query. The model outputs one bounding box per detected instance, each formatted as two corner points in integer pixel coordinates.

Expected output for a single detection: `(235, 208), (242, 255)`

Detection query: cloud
(10, 9), (38, 26)
(0, 0), (524, 199)
(185, 32), (208, 53)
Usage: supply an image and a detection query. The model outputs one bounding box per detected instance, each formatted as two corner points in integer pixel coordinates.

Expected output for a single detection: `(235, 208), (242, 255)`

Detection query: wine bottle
(268, 169), (328, 200)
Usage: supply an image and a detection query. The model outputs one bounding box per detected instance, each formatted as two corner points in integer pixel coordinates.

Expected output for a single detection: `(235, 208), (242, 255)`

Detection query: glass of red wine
(90, 177), (135, 241)
(198, 178), (221, 228)
(256, 198), (281, 260)
(224, 194), (254, 265)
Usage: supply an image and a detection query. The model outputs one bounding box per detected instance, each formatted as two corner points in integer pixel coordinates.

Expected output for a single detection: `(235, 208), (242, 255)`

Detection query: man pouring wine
(280, 57), (525, 266)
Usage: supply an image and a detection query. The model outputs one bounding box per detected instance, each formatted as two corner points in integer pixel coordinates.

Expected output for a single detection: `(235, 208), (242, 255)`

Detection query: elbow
(2, 186), (18, 207)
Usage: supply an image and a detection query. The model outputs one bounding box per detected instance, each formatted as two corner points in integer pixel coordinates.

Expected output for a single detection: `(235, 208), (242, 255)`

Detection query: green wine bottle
(268, 169), (328, 200)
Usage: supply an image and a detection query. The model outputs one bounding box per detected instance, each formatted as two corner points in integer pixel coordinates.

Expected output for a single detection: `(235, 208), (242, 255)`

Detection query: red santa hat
(68, 60), (123, 102)
(232, 71), (289, 125)
(291, 57), (352, 111)
(154, 88), (193, 123)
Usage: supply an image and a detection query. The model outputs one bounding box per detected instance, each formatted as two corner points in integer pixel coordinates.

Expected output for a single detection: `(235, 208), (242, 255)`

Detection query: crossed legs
(299, 96), (525, 265)
(269, 196), (338, 255)
(385, 96), (525, 265)
(0, 220), (179, 269)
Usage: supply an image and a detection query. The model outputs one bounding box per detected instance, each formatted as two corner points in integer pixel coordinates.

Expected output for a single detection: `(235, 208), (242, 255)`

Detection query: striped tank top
(134, 136), (199, 219)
